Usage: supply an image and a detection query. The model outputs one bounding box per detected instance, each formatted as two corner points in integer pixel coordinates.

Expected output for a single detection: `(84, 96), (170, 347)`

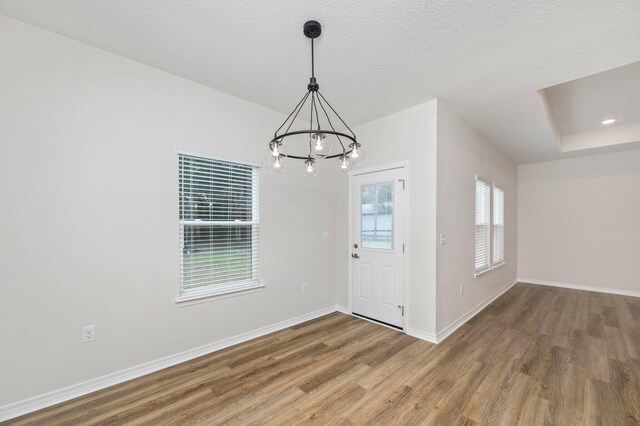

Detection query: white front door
(351, 167), (405, 328)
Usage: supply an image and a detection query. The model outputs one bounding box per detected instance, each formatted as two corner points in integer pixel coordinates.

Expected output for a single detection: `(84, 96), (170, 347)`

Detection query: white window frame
(176, 149), (262, 303)
(474, 176), (506, 278)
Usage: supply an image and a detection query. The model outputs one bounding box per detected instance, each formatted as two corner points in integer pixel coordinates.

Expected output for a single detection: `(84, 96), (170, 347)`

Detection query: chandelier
(266, 20), (365, 176)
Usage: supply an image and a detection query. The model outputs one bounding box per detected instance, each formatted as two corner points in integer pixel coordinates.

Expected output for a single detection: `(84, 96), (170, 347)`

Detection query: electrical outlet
(322, 231), (331, 240)
(82, 325), (96, 343)
(301, 283), (308, 294)
(459, 284), (464, 295)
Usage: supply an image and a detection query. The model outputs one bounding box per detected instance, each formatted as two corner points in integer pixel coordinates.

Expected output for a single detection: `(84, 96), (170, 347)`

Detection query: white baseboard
(336, 304), (350, 314)
(518, 278), (640, 298)
(0, 305), (341, 422)
(406, 327), (438, 344)
(434, 279), (518, 344)
(362, 279), (518, 346)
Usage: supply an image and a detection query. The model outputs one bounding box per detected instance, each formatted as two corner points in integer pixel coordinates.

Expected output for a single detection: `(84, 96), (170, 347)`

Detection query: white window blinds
(493, 186), (505, 266)
(475, 179), (491, 273)
(178, 153), (259, 300)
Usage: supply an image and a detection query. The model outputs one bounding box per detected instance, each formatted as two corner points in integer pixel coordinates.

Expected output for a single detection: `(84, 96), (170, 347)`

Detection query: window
(360, 182), (394, 250)
(475, 177), (505, 276)
(178, 153), (259, 301)
(492, 186), (504, 266)
(475, 179), (491, 273)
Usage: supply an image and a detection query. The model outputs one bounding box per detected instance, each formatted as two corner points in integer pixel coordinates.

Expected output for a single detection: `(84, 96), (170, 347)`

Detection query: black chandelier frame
(269, 20), (360, 161)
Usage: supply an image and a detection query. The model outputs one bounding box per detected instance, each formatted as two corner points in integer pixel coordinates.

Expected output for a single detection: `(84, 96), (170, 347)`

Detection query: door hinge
(402, 243), (405, 253)
(398, 179), (406, 189)
(398, 305), (405, 316)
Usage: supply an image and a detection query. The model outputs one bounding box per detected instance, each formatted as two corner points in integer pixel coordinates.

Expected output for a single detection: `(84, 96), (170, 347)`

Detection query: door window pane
(361, 182), (394, 249)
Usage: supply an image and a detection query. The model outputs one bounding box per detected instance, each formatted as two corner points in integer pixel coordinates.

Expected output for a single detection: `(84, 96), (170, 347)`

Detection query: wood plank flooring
(8, 283), (640, 425)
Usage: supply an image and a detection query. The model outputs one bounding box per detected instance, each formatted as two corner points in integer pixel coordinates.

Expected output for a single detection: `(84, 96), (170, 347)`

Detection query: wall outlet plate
(459, 284), (464, 295)
(82, 325), (96, 343)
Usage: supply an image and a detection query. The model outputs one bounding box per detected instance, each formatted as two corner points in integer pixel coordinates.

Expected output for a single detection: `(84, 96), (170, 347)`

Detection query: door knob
(351, 253), (360, 259)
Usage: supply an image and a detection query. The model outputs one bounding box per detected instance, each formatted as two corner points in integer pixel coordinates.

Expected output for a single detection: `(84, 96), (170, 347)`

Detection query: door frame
(348, 161), (410, 331)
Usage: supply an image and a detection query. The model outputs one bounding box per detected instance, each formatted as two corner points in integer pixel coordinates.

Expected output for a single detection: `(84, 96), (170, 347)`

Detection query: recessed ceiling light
(601, 118), (617, 125)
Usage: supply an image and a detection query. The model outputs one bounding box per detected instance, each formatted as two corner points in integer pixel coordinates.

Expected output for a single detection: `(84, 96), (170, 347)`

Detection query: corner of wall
(433, 100), (518, 336)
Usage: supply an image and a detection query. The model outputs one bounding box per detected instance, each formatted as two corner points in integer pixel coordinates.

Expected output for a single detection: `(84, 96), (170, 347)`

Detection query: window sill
(474, 262), (507, 278)
(175, 282), (265, 307)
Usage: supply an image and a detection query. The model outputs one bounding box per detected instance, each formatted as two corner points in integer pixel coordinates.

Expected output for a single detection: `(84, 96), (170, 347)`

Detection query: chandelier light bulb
(303, 158), (319, 177)
(351, 145), (359, 158)
(270, 155), (286, 173)
(267, 155), (286, 174)
(310, 133), (331, 158)
(348, 142), (365, 166)
(336, 154), (351, 174)
(313, 133), (325, 151)
(271, 143), (280, 157)
(265, 144), (286, 173)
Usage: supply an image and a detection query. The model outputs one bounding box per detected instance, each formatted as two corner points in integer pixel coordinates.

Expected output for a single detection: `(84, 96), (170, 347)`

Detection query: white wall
(436, 102), (518, 333)
(0, 16), (339, 407)
(336, 100), (518, 337)
(518, 149), (640, 293)
(336, 101), (438, 335)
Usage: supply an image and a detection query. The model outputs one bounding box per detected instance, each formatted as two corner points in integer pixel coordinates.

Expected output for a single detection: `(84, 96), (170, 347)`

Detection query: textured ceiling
(1, 0), (640, 163)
